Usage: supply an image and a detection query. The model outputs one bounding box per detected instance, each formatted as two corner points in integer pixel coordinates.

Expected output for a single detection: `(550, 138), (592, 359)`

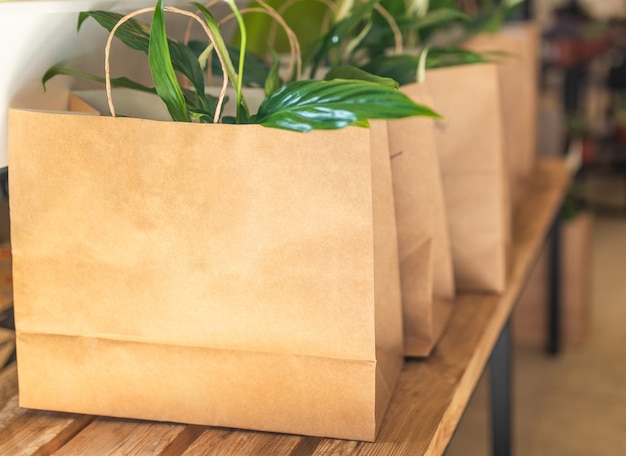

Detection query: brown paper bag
(426, 64), (511, 293)
(387, 83), (455, 357)
(513, 213), (592, 348)
(8, 91), (403, 442)
(464, 23), (539, 206)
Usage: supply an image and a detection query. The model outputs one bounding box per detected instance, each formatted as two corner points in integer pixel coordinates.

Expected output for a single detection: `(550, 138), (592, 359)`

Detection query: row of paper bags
(7, 24), (537, 442)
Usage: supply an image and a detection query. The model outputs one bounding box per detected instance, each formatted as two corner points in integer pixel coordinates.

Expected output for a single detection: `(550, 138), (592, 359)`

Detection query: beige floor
(445, 215), (626, 455)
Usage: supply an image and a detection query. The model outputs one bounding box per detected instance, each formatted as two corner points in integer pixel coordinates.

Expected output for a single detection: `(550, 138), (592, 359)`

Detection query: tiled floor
(445, 215), (626, 455)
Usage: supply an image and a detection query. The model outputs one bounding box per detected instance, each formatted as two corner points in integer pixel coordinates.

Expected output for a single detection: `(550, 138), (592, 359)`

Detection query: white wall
(0, 0), (191, 168)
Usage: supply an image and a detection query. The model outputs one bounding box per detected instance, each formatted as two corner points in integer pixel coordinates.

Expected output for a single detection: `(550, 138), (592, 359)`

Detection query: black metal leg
(490, 320), (512, 456)
(548, 211), (562, 355)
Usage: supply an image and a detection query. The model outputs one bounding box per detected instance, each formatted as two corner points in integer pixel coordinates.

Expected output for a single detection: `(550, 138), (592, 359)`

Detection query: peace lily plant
(362, 0), (526, 84)
(43, 0), (439, 131)
(241, 0), (525, 86)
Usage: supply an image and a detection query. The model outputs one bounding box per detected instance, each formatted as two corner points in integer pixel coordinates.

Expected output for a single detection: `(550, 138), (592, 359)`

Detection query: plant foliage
(253, 78), (438, 131)
(43, 0), (439, 131)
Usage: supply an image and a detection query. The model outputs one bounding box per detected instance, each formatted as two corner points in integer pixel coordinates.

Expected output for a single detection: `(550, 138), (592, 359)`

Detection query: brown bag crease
(387, 82), (455, 357)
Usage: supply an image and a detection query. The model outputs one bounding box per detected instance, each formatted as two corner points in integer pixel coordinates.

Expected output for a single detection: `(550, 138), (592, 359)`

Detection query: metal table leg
(490, 319), (512, 456)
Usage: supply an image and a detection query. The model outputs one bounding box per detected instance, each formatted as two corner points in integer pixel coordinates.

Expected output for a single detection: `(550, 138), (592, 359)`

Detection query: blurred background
(447, 0), (626, 454)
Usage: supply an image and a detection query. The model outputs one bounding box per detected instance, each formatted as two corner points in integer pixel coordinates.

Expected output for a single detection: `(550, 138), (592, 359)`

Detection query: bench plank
(0, 397), (93, 456)
(52, 417), (189, 455)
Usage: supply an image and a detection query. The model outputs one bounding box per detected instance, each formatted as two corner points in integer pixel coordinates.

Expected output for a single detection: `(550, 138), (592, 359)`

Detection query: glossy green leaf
(78, 11), (207, 109)
(42, 65), (156, 94)
(324, 65), (399, 89)
(191, 2), (249, 120)
(78, 11), (149, 51)
(149, 0), (189, 122)
(254, 79), (439, 132)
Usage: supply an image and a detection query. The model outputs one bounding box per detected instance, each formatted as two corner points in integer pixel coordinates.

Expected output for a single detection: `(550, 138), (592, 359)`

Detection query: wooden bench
(0, 159), (570, 456)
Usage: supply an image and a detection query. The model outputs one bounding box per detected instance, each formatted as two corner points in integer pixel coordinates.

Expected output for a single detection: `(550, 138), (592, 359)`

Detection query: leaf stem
(224, 0), (246, 123)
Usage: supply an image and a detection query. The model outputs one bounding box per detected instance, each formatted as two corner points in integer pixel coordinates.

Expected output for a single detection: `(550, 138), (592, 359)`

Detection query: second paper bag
(387, 83), (455, 357)
(8, 95), (403, 442)
(426, 64), (512, 293)
(464, 23), (540, 206)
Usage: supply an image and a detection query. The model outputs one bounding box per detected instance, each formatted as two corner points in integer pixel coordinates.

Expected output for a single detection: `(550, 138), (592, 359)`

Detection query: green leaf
(360, 55), (421, 86)
(191, 2), (249, 119)
(254, 79), (439, 132)
(324, 65), (399, 89)
(78, 11), (149, 51)
(457, 0), (525, 43)
(265, 48), (282, 97)
(407, 8), (469, 31)
(360, 48), (492, 85)
(78, 11), (207, 110)
(42, 65), (157, 94)
(306, 0), (379, 78)
(188, 41), (271, 88)
(358, 4), (469, 57)
(149, 0), (189, 122)
(241, 0), (329, 56)
(189, 107), (222, 123)
(427, 0), (457, 9)
(426, 48), (492, 67)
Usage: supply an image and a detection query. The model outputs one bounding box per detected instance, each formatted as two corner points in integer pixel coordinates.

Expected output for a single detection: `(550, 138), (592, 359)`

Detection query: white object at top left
(0, 0), (191, 168)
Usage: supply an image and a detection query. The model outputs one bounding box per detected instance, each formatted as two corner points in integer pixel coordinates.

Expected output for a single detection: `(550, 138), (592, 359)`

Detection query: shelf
(0, 159), (570, 455)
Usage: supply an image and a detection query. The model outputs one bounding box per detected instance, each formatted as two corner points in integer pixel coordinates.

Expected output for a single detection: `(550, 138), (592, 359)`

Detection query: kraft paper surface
(514, 213), (592, 348)
(464, 23), (539, 206)
(8, 92), (403, 441)
(387, 83), (455, 356)
(427, 64), (512, 292)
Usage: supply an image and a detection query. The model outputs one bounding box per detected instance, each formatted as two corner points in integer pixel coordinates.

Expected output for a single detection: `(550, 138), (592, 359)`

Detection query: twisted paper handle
(105, 6), (229, 122)
(185, 0), (301, 82)
(268, 0), (336, 52)
(219, 0), (302, 80)
(373, 4), (403, 54)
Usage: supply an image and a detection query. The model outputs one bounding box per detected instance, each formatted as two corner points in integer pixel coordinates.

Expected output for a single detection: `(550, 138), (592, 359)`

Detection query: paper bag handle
(183, 0), (302, 82)
(268, 0), (336, 54)
(373, 4), (403, 55)
(268, 0), (402, 56)
(218, 0), (302, 80)
(105, 6), (229, 122)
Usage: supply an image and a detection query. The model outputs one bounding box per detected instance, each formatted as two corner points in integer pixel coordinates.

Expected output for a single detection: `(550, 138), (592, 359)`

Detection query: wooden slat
(0, 394), (20, 430)
(180, 428), (305, 456)
(52, 417), (190, 455)
(0, 398), (94, 456)
(0, 363), (17, 410)
(0, 328), (15, 368)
